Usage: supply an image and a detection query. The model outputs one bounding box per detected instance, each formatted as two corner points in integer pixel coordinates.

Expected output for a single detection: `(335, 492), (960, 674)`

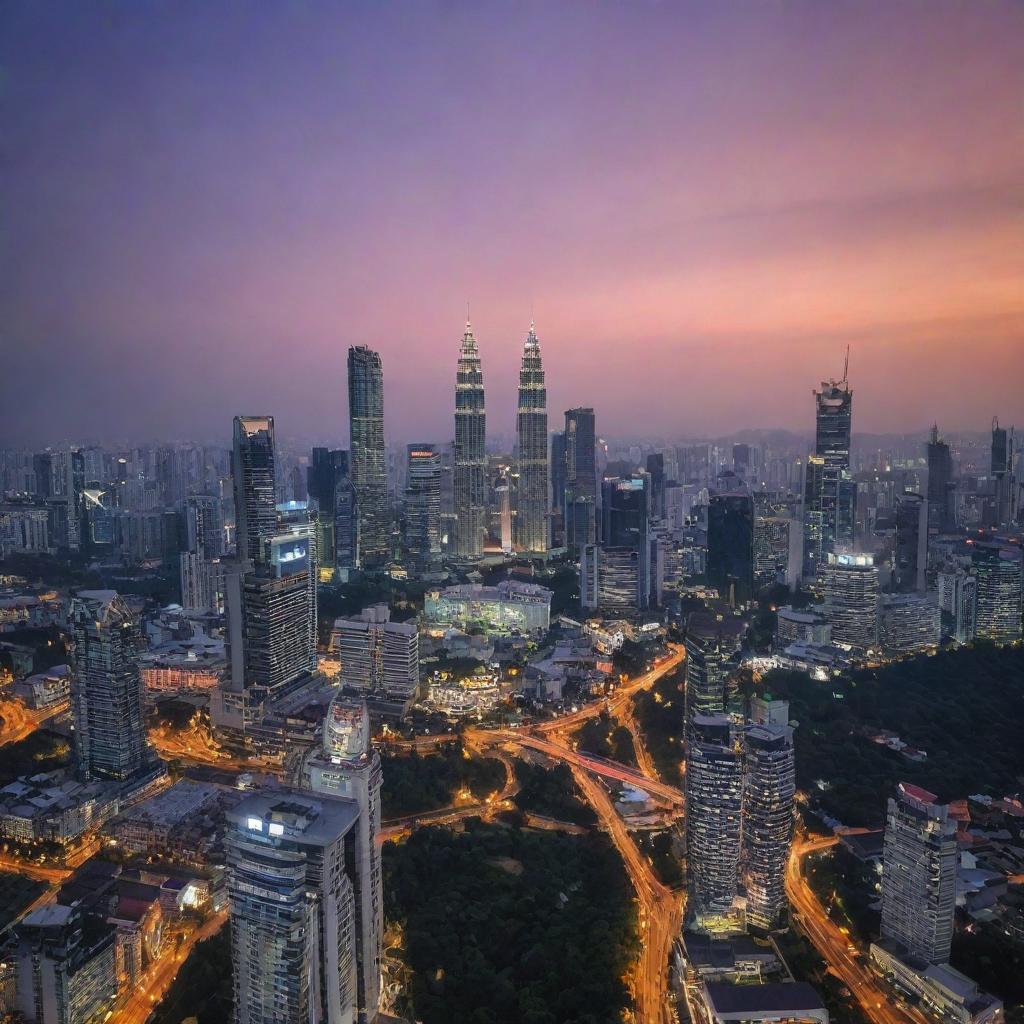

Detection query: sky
(1, 1), (1022, 449)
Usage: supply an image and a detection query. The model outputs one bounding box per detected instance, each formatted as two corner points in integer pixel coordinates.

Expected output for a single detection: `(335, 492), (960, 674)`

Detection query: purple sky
(2, 1), (1022, 448)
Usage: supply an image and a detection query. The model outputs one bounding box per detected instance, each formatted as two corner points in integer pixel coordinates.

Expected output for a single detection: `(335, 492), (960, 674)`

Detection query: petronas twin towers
(453, 320), (549, 558)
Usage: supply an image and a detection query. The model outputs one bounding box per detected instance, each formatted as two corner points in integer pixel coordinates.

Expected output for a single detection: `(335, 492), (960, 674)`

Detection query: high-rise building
(564, 408), (597, 553)
(307, 448), (350, 573)
(549, 431), (567, 547)
(686, 714), (743, 922)
(707, 493), (754, 606)
(879, 783), (956, 965)
(972, 541), (1023, 644)
(926, 426), (956, 532)
(225, 788), (376, 1024)
(70, 590), (155, 784)
(646, 452), (666, 522)
(404, 444), (441, 562)
(303, 697), (384, 1020)
(179, 550), (224, 612)
(803, 372), (853, 578)
(819, 551), (879, 651)
(743, 709), (796, 931)
(453, 322), (487, 559)
(232, 417), (277, 565)
(348, 347), (389, 564)
(12, 904), (118, 1024)
(684, 612), (745, 729)
(579, 475), (653, 613)
(992, 417), (1016, 526)
(514, 324), (549, 553)
(878, 594), (941, 657)
(938, 570), (976, 645)
(335, 475), (359, 578)
(893, 492), (928, 594)
(213, 507), (318, 737)
(329, 605), (419, 704)
(184, 494), (224, 559)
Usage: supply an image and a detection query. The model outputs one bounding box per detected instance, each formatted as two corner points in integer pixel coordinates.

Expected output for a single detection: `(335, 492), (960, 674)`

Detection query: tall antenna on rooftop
(842, 345), (850, 386)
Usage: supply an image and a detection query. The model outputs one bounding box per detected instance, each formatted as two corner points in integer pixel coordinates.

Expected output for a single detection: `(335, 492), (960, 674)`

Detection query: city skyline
(2, 3), (1023, 446)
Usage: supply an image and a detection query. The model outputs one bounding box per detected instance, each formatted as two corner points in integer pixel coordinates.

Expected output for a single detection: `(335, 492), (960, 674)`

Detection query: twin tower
(453, 320), (549, 558)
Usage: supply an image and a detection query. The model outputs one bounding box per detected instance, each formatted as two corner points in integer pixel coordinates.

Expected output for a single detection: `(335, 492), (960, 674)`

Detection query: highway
(109, 909), (229, 1024)
(787, 835), (930, 1024)
(485, 642), (687, 1024)
(0, 693), (70, 747)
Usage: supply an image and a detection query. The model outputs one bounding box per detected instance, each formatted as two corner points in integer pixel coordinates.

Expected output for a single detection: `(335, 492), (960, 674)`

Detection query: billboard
(270, 534), (310, 577)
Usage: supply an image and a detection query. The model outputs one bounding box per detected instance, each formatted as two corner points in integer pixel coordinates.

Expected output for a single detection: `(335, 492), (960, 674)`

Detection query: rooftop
(705, 982), (826, 1015)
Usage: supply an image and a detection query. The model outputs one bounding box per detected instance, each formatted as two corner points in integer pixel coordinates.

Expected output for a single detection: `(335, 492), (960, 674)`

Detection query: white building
(878, 594), (940, 657)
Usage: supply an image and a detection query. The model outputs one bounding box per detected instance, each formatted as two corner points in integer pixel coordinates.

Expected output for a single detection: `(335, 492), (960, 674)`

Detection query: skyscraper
(453, 321), (487, 558)
(564, 407), (597, 553)
(803, 371), (853, 578)
(743, 708), (796, 931)
(707, 492), (754, 606)
(686, 714), (743, 923)
(893, 492), (928, 594)
(70, 590), (155, 784)
(879, 783), (957, 965)
(184, 494), (224, 559)
(580, 475), (653, 613)
(213, 506), (318, 738)
(646, 452), (665, 521)
(232, 416), (277, 565)
(926, 425), (956, 532)
(348, 346), (388, 564)
(225, 788), (376, 1024)
(972, 541), (1023, 644)
(404, 444), (441, 562)
(335, 474), (359, 579)
(514, 324), (549, 553)
(683, 612), (746, 730)
(549, 430), (567, 547)
(307, 447), (350, 573)
(303, 697), (384, 1020)
(820, 551), (879, 651)
(992, 417), (1015, 526)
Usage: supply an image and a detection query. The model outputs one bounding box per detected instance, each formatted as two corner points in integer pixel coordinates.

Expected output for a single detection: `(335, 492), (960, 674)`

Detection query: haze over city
(2, 1), (1023, 446)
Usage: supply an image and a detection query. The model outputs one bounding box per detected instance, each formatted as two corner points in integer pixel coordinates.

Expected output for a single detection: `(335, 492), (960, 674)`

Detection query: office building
(893, 492), (928, 594)
(972, 541), (1023, 644)
(232, 416), (277, 565)
(348, 346), (389, 563)
(184, 493), (224, 559)
(70, 590), (155, 784)
(686, 714), (744, 922)
(307, 448), (350, 573)
(707, 493), (754, 606)
(179, 550), (224, 613)
(335, 474), (359, 578)
(684, 613), (745, 728)
(819, 551), (879, 651)
(329, 605), (419, 702)
(926, 426), (956, 532)
(588, 474), (654, 613)
(743, 711), (796, 931)
(423, 580), (552, 635)
(404, 444), (441, 562)
(879, 783), (957, 964)
(937, 570), (977, 645)
(803, 372), (854, 578)
(647, 452), (665, 522)
(564, 407), (597, 553)
(12, 904), (118, 1024)
(775, 606), (831, 648)
(213, 509), (318, 736)
(514, 324), (549, 553)
(550, 431), (567, 546)
(878, 594), (940, 657)
(303, 697), (383, 1021)
(453, 321), (487, 558)
(226, 788), (377, 1024)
